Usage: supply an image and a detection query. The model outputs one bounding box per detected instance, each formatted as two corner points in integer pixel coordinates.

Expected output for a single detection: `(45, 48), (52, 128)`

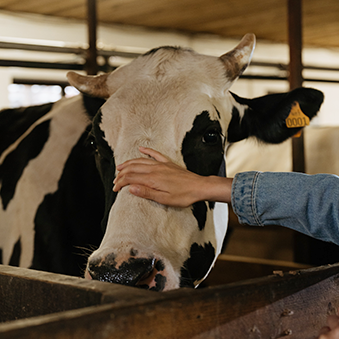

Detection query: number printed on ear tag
(286, 102), (310, 128)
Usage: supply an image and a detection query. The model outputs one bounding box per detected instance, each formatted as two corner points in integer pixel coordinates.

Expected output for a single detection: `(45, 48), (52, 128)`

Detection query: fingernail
(129, 185), (139, 195)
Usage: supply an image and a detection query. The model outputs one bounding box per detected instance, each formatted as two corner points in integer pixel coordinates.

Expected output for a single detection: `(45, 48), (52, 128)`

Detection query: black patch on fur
(0, 102), (53, 157)
(228, 88), (324, 143)
(213, 106), (221, 119)
(90, 110), (116, 233)
(192, 201), (207, 231)
(180, 242), (215, 288)
(227, 106), (248, 142)
(181, 111), (224, 230)
(0, 120), (50, 210)
(82, 95), (106, 119)
(9, 237), (21, 267)
(155, 259), (165, 271)
(182, 111), (224, 176)
(150, 274), (167, 292)
(32, 130), (105, 276)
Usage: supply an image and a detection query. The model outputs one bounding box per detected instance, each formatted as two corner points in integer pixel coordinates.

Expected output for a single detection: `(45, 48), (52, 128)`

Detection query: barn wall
(0, 11), (338, 125)
(224, 126), (339, 263)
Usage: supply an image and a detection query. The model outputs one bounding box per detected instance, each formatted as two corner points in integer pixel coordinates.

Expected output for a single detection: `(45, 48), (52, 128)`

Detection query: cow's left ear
(227, 87), (324, 143)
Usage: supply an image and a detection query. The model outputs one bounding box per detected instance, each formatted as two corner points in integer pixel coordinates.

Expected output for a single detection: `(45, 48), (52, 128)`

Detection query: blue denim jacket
(231, 171), (339, 245)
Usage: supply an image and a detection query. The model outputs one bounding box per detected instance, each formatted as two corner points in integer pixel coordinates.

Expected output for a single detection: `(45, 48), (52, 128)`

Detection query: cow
(0, 95), (105, 275)
(0, 34), (323, 291)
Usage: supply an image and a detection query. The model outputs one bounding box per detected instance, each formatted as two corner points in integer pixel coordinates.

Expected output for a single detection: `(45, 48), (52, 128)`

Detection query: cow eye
(202, 130), (220, 145)
(87, 135), (98, 152)
(90, 139), (97, 150)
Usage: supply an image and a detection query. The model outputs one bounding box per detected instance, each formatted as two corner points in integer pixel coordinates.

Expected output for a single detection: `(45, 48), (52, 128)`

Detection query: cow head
(67, 34), (323, 291)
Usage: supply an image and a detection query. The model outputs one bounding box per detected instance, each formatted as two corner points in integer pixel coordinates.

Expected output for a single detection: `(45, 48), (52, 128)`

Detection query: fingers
(116, 147), (168, 171)
(138, 146), (169, 163)
(129, 184), (168, 204)
(319, 326), (331, 336)
(113, 169), (155, 192)
(113, 146), (200, 207)
(318, 327), (339, 339)
(116, 157), (156, 171)
(114, 147), (172, 192)
(318, 314), (339, 339)
(328, 315), (339, 330)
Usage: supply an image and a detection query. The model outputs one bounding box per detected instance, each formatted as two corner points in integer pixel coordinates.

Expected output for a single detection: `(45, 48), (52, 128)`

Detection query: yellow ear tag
(293, 130), (302, 138)
(286, 102), (310, 128)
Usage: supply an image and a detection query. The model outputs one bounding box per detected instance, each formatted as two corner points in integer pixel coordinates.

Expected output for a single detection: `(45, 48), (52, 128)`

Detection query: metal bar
(288, 0), (303, 90)
(1, 41), (339, 74)
(86, 0), (98, 75)
(1, 59), (339, 84)
(0, 59), (84, 70)
(240, 75), (339, 84)
(13, 78), (70, 87)
(0, 41), (142, 59)
(0, 41), (84, 55)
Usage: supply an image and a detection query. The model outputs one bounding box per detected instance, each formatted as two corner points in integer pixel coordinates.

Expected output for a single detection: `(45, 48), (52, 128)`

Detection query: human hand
(318, 314), (339, 338)
(113, 147), (232, 207)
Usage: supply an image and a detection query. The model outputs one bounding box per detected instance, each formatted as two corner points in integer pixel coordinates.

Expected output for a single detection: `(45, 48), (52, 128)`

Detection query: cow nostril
(87, 256), (157, 287)
(138, 258), (156, 281)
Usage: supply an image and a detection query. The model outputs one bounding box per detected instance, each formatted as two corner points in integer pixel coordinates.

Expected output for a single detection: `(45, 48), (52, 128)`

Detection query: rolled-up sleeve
(231, 171), (339, 245)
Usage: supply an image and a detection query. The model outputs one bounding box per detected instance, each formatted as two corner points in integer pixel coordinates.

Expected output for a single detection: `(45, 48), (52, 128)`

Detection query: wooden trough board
(1, 263), (339, 338)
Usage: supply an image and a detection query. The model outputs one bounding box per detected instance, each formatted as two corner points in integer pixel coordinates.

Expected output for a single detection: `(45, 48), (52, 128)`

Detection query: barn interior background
(1, 1), (339, 337)
(0, 0), (339, 269)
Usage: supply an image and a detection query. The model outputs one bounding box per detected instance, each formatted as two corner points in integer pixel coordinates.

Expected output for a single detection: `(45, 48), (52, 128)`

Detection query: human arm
(318, 313), (339, 338)
(233, 171), (339, 245)
(113, 146), (233, 208)
(114, 147), (339, 246)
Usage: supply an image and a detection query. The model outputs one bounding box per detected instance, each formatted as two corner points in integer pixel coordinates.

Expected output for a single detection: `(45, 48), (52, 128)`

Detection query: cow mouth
(136, 260), (167, 291)
(136, 264), (156, 286)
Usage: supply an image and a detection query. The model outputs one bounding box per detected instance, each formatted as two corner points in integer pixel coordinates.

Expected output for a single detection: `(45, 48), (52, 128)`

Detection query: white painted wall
(0, 11), (338, 125)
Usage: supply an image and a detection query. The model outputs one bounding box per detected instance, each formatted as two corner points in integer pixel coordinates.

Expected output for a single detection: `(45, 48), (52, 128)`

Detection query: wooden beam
(1, 264), (339, 338)
(0, 265), (159, 323)
(288, 0), (305, 173)
(86, 0), (98, 75)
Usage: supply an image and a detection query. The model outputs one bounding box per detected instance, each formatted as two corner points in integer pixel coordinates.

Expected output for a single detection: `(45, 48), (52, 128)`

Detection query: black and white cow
(0, 95), (105, 275)
(0, 34), (323, 291)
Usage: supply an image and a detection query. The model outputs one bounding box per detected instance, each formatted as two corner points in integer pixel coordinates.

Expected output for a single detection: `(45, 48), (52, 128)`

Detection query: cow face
(67, 34), (323, 291)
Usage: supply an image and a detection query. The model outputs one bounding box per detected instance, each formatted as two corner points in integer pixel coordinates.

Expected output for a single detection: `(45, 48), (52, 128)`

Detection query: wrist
(199, 176), (233, 204)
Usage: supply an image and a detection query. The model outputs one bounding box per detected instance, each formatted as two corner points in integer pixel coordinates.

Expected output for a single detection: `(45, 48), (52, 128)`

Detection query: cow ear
(220, 33), (256, 83)
(227, 87), (324, 144)
(67, 72), (110, 98)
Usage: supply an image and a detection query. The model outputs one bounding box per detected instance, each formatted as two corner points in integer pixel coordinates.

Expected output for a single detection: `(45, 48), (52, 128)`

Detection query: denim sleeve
(231, 171), (339, 245)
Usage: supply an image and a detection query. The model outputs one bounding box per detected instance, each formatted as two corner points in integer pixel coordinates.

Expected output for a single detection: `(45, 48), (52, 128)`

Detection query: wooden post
(86, 0), (98, 75)
(288, 0), (309, 264)
(288, 0), (305, 173)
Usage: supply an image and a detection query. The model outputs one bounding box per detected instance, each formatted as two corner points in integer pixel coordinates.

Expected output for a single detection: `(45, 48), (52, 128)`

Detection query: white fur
(0, 96), (90, 267)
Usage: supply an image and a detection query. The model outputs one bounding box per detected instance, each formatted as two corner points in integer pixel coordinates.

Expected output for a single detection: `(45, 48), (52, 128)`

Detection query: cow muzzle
(86, 254), (167, 291)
